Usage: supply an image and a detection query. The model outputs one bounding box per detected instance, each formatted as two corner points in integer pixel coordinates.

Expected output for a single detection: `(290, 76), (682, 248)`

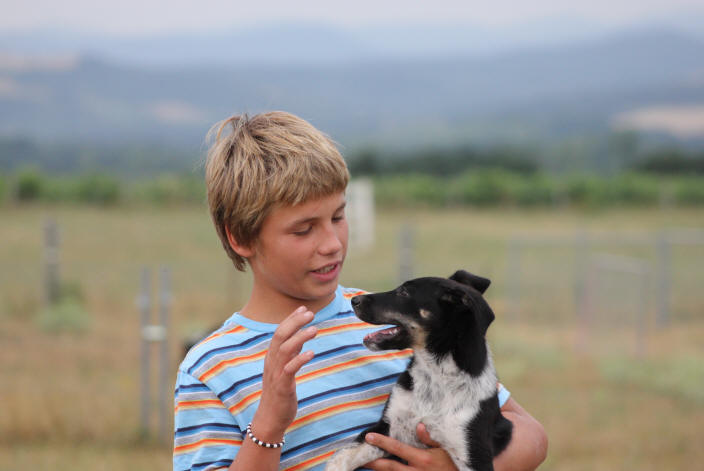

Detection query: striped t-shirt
(174, 286), (413, 471)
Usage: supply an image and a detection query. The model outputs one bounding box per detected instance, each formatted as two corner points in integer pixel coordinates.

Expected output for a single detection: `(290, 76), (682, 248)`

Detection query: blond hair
(205, 111), (349, 271)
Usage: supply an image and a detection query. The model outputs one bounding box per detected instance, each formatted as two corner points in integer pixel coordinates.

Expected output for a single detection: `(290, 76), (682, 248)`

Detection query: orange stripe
(316, 321), (371, 336)
(174, 399), (225, 412)
(227, 389), (262, 415)
(285, 450), (335, 471)
(174, 438), (242, 455)
(296, 350), (409, 383)
(198, 325), (247, 347)
(342, 290), (367, 299)
(289, 394), (388, 431)
(200, 349), (267, 383)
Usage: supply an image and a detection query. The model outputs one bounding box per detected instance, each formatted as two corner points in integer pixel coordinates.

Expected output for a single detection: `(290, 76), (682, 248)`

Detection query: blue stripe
(175, 422), (241, 438)
(298, 373), (399, 407)
(187, 332), (270, 375)
(190, 458), (233, 471)
(175, 382), (211, 396)
(333, 309), (354, 318)
(282, 422), (373, 458)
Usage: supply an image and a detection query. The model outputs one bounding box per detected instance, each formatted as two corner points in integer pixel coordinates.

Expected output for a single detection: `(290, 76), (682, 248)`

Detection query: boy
(174, 112), (547, 471)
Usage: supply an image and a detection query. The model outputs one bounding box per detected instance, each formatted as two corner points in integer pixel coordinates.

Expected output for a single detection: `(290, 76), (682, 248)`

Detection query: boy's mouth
(313, 263), (337, 275)
(312, 263), (338, 274)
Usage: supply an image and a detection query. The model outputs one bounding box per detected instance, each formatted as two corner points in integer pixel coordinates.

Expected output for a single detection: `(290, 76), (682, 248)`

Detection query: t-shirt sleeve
(497, 383), (511, 408)
(173, 369), (243, 471)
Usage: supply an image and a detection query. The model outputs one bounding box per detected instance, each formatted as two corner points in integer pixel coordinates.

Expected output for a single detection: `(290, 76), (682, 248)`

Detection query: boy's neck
(238, 287), (338, 324)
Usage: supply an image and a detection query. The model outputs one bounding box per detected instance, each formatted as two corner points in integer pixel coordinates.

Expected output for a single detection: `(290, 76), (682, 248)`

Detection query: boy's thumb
(416, 423), (441, 448)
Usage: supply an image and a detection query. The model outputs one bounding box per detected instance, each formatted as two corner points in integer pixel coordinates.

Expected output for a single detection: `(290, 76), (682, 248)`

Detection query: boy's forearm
(494, 398), (548, 471)
(228, 439), (282, 471)
(228, 410), (289, 471)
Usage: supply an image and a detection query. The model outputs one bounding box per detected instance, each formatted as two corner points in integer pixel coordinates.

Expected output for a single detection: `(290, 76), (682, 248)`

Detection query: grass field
(1, 204), (702, 470)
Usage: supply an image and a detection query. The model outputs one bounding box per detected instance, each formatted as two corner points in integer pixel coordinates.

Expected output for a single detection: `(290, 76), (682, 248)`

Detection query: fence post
(138, 267), (152, 437)
(348, 179), (375, 251)
(398, 223), (414, 283)
(44, 218), (60, 306)
(656, 232), (671, 328)
(158, 266), (171, 443)
(506, 238), (522, 321)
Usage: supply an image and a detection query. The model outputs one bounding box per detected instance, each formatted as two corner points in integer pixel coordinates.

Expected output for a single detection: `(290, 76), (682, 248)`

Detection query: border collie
(325, 270), (512, 471)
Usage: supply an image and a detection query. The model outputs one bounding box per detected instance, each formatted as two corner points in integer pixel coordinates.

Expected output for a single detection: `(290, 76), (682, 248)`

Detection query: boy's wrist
(250, 412), (288, 444)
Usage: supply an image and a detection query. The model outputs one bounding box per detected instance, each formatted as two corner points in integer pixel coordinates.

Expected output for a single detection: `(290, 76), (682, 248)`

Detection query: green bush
(0, 173), (6, 204)
(509, 173), (558, 207)
(36, 281), (90, 333)
(672, 178), (704, 205)
(131, 174), (205, 205)
(74, 174), (121, 205)
(447, 170), (517, 206)
(562, 175), (610, 207)
(15, 167), (46, 201)
(607, 173), (660, 206)
(374, 174), (446, 207)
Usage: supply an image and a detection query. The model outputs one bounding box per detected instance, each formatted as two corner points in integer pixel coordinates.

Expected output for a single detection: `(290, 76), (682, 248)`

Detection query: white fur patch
(326, 343), (498, 471)
(324, 442), (384, 470)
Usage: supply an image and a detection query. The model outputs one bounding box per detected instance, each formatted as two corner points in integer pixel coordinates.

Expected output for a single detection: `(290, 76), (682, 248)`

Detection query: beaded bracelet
(246, 423), (285, 449)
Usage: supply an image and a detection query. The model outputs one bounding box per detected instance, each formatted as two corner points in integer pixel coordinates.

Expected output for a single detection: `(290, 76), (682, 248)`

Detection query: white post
(347, 179), (375, 251)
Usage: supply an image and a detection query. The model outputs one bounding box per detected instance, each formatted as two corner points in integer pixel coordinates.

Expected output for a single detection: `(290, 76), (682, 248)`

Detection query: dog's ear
(449, 270), (491, 294)
(475, 305), (495, 336)
(440, 286), (469, 307)
(440, 283), (495, 337)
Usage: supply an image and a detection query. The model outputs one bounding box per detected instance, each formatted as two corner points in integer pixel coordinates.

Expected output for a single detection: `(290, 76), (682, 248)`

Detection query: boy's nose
(319, 224), (344, 255)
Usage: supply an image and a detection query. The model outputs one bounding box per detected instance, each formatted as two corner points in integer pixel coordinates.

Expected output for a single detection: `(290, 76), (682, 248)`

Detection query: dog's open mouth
(363, 325), (408, 350)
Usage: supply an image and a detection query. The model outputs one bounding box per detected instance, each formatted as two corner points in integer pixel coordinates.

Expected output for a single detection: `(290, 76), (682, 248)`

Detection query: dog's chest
(383, 353), (496, 452)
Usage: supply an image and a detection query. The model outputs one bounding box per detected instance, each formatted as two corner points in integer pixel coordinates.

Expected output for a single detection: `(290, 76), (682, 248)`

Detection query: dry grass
(1, 204), (702, 469)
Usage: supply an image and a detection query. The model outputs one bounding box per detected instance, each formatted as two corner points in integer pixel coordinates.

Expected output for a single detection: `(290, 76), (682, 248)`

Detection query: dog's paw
(325, 443), (385, 471)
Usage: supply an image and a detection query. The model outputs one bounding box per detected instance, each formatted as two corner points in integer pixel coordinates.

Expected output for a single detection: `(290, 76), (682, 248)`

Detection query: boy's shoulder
(178, 320), (265, 380)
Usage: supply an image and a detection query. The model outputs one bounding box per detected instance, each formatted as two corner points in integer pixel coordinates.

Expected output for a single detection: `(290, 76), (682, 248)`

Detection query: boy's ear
(225, 226), (254, 258)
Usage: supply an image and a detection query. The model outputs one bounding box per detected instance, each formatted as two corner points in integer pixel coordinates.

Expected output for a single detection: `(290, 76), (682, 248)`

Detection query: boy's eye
(293, 226), (312, 236)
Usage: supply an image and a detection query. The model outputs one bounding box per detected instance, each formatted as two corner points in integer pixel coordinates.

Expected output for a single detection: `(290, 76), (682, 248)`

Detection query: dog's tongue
(364, 326), (401, 343)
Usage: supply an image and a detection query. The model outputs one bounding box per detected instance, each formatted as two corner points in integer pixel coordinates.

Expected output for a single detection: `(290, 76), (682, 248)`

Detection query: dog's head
(352, 270), (495, 372)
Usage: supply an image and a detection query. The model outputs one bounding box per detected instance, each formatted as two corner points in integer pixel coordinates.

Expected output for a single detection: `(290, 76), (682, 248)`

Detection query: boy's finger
(416, 423), (441, 448)
(278, 326), (317, 360)
(365, 433), (426, 465)
(282, 350), (315, 376)
(271, 307), (313, 348)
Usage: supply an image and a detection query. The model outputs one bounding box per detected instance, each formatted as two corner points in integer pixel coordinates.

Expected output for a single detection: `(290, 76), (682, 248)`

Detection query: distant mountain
(0, 20), (612, 67)
(3, 14), (703, 67)
(0, 28), (703, 151)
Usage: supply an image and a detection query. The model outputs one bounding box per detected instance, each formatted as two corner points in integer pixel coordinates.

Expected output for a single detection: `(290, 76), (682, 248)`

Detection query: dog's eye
(397, 287), (410, 297)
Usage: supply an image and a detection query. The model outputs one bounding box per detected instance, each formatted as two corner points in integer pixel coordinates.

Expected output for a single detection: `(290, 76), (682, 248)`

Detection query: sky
(2, 0), (704, 35)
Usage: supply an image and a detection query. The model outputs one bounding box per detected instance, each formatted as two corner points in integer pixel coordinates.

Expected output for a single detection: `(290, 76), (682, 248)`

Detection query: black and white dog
(325, 270), (512, 471)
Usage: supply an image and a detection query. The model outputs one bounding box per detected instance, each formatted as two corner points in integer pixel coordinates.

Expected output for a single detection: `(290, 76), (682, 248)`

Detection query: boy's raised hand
(251, 306), (317, 442)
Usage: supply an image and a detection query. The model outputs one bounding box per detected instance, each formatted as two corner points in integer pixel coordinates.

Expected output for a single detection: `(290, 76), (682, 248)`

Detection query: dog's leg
(324, 442), (385, 471)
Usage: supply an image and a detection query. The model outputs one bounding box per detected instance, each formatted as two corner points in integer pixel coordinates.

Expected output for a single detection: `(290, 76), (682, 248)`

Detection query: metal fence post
(138, 267), (152, 436)
(656, 232), (671, 328)
(158, 266), (171, 443)
(44, 218), (60, 306)
(506, 238), (524, 321)
(398, 223), (415, 283)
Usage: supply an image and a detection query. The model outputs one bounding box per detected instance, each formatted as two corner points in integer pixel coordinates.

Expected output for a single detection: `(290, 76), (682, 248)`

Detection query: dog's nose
(351, 296), (361, 307)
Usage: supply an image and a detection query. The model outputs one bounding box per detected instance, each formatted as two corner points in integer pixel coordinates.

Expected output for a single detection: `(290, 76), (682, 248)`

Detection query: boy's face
(244, 191), (349, 313)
